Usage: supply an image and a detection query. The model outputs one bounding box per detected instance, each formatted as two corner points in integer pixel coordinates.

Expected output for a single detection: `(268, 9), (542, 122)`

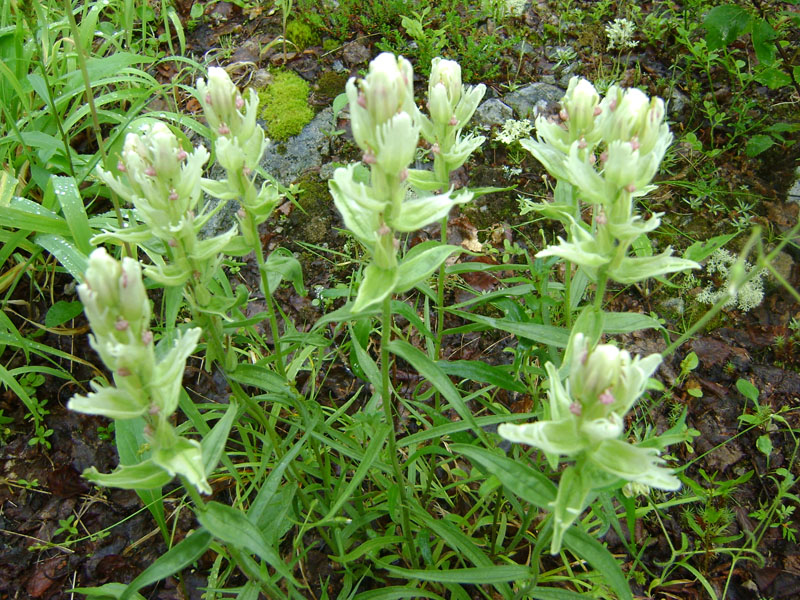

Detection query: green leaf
(745, 134), (775, 157)
(395, 242), (460, 294)
(452, 444), (557, 509)
(120, 530), (212, 600)
(353, 262), (398, 312)
(49, 176), (93, 254)
(317, 422), (390, 524)
(388, 339), (481, 435)
(201, 400), (239, 476)
(602, 312), (662, 334)
(354, 587), (446, 600)
(438, 359), (526, 393)
(68, 583), (146, 599)
(756, 434), (773, 457)
(450, 310), (569, 347)
(263, 248), (305, 295)
(562, 527), (633, 600)
(227, 363), (293, 399)
(83, 460), (172, 490)
(751, 18), (777, 64)
(683, 233), (738, 263)
(755, 65), (792, 89)
(33, 234), (88, 279)
(197, 501), (297, 583)
(45, 300), (83, 327)
(380, 564), (532, 585)
(736, 378), (760, 404)
(703, 5), (753, 51)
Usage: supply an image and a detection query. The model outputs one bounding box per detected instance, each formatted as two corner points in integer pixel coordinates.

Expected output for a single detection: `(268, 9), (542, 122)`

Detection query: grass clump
(258, 70), (314, 141)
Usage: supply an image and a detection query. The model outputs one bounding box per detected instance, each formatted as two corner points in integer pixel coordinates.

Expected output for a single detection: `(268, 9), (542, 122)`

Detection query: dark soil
(2, 2), (799, 599)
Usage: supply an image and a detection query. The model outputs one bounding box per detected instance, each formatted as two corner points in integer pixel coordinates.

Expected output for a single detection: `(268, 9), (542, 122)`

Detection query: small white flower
(605, 18), (639, 51)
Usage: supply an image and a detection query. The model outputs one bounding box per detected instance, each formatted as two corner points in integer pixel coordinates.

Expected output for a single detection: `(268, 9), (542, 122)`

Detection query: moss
(257, 70), (314, 142)
(316, 71), (348, 104)
(286, 20), (321, 51)
(288, 173), (334, 244)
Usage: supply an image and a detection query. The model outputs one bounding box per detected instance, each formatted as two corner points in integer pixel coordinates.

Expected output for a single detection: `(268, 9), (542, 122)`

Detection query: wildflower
(605, 18), (639, 51)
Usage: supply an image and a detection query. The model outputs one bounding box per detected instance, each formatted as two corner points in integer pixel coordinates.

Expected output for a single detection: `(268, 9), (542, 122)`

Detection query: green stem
(247, 215), (287, 378)
(380, 295), (418, 567)
(593, 270), (608, 313)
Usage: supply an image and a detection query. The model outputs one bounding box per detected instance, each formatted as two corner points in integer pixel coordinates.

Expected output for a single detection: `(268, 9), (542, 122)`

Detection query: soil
(2, 2), (800, 599)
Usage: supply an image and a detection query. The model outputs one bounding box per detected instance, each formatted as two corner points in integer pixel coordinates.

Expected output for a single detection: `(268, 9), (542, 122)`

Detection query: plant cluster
(1, 1), (799, 599)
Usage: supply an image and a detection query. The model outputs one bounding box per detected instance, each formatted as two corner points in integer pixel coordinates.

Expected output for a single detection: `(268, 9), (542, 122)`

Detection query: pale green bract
(68, 248), (211, 495)
(498, 332), (680, 553)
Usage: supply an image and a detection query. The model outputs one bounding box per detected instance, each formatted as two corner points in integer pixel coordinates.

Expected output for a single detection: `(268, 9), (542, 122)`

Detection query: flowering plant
(498, 331), (680, 553)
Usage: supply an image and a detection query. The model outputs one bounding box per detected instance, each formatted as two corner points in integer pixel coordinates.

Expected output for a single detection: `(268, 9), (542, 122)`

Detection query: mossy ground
(258, 70), (314, 142)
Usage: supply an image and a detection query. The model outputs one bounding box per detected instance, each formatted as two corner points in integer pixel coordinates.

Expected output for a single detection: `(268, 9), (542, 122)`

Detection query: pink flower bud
(142, 330), (153, 345)
(218, 124), (230, 135)
(609, 99), (617, 111)
(596, 212), (608, 225)
(630, 137), (640, 151)
(206, 93), (212, 105)
(115, 319), (129, 331)
(589, 154), (596, 165)
(599, 151), (608, 162)
(237, 208), (246, 219)
(569, 402), (582, 416)
(235, 96), (244, 109)
(559, 109), (569, 121)
(362, 151), (377, 165)
(399, 168), (408, 182)
(449, 116), (458, 126)
(169, 189), (179, 201)
(431, 143), (440, 155)
(121, 272), (129, 288)
(577, 137), (587, 149)
(148, 403), (160, 415)
(117, 367), (132, 377)
(144, 166), (156, 177)
(625, 183), (636, 193)
(599, 389), (615, 405)
(117, 161), (126, 172)
(593, 106), (602, 116)
(243, 166), (252, 177)
(357, 93), (367, 108)
(176, 149), (188, 161)
(377, 223), (391, 236)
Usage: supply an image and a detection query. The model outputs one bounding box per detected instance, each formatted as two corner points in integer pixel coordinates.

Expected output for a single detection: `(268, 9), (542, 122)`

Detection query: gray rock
(667, 87), (689, 120)
(660, 297), (685, 317)
(788, 166), (800, 205)
(504, 82), (564, 119)
(770, 250), (795, 283)
(512, 40), (537, 57)
(475, 98), (514, 128)
(261, 107), (333, 186)
(342, 42), (371, 66)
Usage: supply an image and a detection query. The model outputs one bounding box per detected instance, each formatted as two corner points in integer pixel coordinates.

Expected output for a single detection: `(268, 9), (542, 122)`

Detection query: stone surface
(788, 166), (800, 205)
(342, 42), (371, 66)
(475, 98), (514, 127)
(261, 107), (333, 185)
(503, 82), (564, 119)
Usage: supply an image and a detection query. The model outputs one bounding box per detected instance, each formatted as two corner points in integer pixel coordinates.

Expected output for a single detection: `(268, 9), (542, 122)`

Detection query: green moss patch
(258, 70), (314, 142)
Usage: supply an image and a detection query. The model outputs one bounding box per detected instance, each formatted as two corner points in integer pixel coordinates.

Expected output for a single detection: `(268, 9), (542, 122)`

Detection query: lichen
(257, 70), (314, 142)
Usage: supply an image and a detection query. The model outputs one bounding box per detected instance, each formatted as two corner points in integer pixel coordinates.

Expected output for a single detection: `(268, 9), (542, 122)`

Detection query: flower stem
(246, 215), (287, 378)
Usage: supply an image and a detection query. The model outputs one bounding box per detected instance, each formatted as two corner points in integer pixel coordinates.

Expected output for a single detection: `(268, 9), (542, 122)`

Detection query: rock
(475, 98), (514, 127)
(251, 68), (272, 89)
(788, 166), (800, 205)
(342, 42), (371, 66)
(512, 40), (537, 57)
(503, 82), (564, 119)
(769, 250), (794, 283)
(261, 107), (333, 186)
(667, 87), (689, 120)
